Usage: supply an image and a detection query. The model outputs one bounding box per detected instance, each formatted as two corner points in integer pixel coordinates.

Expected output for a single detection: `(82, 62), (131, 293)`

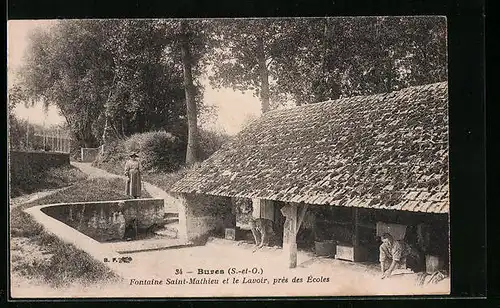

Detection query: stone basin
(39, 198), (165, 242)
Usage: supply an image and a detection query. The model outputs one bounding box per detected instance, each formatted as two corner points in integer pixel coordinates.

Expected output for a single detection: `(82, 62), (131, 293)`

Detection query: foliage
(8, 115), (72, 152)
(8, 114), (29, 151)
(278, 16), (447, 103)
(8, 85), (29, 150)
(16, 20), (214, 150)
(198, 129), (232, 161)
(124, 131), (186, 172)
(95, 128), (230, 174)
(12, 17), (446, 164)
(209, 17), (447, 108)
(208, 18), (301, 112)
(10, 165), (87, 198)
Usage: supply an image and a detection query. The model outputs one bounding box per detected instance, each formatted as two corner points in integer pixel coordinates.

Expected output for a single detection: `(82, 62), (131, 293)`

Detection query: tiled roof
(171, 82), (449, 213)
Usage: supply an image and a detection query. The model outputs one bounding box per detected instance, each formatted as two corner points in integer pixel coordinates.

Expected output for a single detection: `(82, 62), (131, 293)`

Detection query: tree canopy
(209, 17), (447, 108)
(17, 19), (209, 148)
(12, 17), (447, 153)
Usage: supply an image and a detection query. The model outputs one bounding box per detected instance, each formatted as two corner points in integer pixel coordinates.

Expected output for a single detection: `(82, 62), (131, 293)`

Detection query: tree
(17, 20), (190, 148)
(179, 20), (199, 165)
(208, 18), (311, 113)
(153, 19), (216, 165)
(273, 17), (447, 103)
(7, 85), (29, 150)
(209, 17), (447, 109)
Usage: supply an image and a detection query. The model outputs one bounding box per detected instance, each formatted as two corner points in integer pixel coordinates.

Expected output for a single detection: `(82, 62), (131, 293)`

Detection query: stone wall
(80, 147), (102, 162)
(41, 198), (164, 242)
(9, 150), (70, 184)
(176, 193), (234, 244)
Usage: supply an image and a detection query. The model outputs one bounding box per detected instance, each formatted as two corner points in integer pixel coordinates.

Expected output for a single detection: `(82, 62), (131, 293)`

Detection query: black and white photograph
(7, 16), (450, 297)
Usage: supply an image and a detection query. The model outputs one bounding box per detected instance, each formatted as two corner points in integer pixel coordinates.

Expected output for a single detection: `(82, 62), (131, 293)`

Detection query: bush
(124, 131), (186, 172)
(198, 129), (232, 160)
(94, 129), (231, 176)
(8, 114), (28, 151)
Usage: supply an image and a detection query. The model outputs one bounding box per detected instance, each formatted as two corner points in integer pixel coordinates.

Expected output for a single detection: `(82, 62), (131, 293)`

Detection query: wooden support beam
(281, 203), (298, 268)
(352, 208), (359, 246)
(296, 203), (309, 236)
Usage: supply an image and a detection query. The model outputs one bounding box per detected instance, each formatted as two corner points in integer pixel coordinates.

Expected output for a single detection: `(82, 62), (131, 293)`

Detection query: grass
(94, 160), (125, 178)
(10, 209), (121, 288)
(141, 168), (189, 192)
(22, 177), (151, 208)
(95, 157), (190, 193)
(10, 165), (88, 198)
(11, 177), (153, 288)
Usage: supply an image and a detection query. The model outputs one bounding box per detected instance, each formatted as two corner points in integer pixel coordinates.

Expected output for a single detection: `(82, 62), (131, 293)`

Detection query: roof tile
(171, 82), (449, 213)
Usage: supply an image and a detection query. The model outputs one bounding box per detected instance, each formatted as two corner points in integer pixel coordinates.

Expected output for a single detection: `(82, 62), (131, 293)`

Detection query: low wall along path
(9, 151), (70, 184)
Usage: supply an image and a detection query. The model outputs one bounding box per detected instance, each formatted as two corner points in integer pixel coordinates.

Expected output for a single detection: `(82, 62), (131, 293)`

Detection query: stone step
(155, 225), (178, 239)
(102, 238), (192, 254)
(164, 212), (179, 218)
(163, 217), (179, 225)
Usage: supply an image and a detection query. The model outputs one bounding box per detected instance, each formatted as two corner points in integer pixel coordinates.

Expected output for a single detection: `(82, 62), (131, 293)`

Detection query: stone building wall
(176, 193), (234, 244)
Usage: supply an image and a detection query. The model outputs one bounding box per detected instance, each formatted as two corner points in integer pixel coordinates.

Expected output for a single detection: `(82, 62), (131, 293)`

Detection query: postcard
(8, 16), (450, 298)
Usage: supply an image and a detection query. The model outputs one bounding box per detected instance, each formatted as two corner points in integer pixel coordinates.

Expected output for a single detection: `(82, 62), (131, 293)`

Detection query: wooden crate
(225, 228), (236, 240)
(335, 244), (368, 262)
(314, 240), (337, 257)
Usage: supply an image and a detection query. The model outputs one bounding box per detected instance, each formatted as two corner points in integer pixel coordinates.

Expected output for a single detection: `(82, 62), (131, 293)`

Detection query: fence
(33, 130), (72, 153)
(10, 121), (73, 153)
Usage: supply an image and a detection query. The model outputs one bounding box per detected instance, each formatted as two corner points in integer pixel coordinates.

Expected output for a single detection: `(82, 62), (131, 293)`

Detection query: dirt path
(71, 162), (178, 212)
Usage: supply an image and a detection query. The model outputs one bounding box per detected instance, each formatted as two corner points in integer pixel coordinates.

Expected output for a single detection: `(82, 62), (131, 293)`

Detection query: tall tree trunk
(180, 21), (199, 166)
(102, 115), (115, 151)
(102, 73), (117, 148)
(256, 36), (270, 114)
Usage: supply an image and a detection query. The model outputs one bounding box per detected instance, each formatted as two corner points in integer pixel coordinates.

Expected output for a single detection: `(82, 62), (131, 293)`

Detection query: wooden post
(297, 204), (309, 231)
(281, 203), (298, 268)
(353, 208), (359, 246)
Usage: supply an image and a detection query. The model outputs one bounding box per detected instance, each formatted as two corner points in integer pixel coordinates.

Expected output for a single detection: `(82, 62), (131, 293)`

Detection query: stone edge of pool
(22, 198), (180, 278)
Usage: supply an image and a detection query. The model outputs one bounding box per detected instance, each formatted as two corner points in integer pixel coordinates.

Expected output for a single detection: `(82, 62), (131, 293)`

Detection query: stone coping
(34, 197), (163, 207)
(23, 199), (188, 278)
(9, 150), (70, 155)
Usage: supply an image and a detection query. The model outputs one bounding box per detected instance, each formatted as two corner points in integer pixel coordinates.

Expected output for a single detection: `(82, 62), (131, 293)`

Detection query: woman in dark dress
(124, 152), (141, 198)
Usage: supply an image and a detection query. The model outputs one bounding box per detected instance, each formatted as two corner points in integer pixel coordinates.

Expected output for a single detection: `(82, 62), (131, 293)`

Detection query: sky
(7, 20), (262, 135)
